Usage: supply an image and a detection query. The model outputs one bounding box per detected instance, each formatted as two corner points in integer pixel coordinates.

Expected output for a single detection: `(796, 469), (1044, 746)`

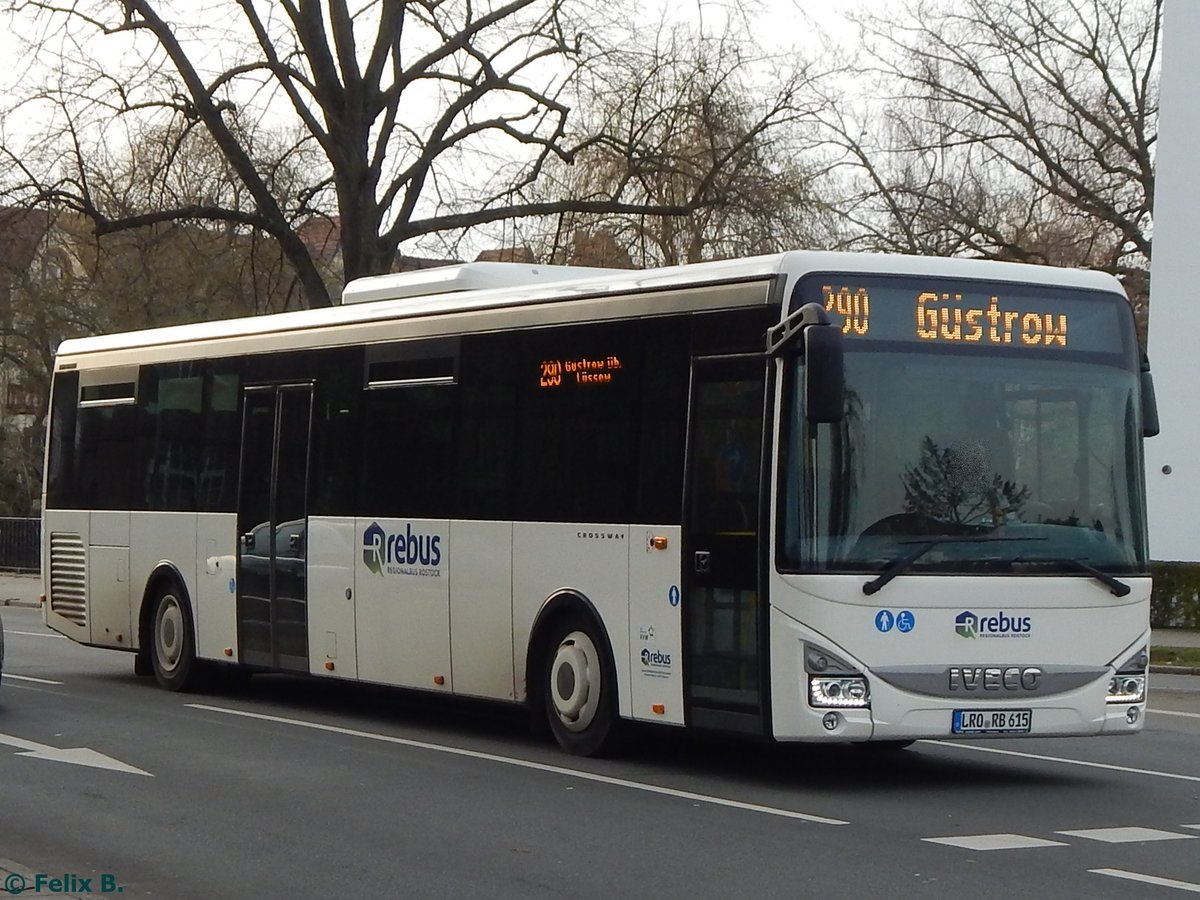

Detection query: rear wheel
(150, 582), (205, 692)
(542, 615), (619, 756)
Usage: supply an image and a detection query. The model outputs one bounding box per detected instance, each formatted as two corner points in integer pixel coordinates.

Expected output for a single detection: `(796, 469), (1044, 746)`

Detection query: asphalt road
(1, 602), (1198, 900)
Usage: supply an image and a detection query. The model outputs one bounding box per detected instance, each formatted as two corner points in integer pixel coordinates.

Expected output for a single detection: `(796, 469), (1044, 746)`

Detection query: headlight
(1106, 674), (1145, 704)
(810, 676), (870, 708)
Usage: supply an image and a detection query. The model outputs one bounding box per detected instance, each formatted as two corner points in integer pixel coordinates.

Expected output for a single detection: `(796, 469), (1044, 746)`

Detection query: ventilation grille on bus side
(49, 532), (87, 626)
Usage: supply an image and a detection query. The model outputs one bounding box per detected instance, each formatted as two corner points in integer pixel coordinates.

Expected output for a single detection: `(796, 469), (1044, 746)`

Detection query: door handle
(694, 551), (711, 574)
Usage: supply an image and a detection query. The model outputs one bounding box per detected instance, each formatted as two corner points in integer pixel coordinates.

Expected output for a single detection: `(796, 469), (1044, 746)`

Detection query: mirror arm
(768, 302), (831, 356)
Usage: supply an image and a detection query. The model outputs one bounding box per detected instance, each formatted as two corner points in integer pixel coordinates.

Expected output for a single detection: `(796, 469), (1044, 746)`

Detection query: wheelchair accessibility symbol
(876, 609), (915, 634)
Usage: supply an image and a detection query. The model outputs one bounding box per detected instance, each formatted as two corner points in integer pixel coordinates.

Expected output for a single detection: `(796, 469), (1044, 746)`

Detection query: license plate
(952, 709), (1032, 734)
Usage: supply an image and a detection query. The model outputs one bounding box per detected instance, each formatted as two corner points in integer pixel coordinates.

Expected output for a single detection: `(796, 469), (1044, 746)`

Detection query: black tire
(133, 649), (154, 677)
(149, 581), (205, 692)
(541, 613), (620, 756)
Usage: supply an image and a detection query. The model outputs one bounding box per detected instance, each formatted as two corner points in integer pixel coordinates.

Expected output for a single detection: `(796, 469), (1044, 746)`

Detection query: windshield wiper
(1012, 557), (1131, 597)
(862, 542), (1133, 597)
(861, 536), (1041, 595)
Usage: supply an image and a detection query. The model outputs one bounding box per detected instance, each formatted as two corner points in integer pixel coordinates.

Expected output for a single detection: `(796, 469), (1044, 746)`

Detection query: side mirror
(1141, 367), (1159, 438)
(804, 324), (845, 424)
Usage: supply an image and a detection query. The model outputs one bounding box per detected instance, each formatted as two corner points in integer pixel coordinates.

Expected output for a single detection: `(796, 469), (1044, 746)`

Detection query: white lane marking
(923, 833), (1067, 851)
(1151, 709), (1200, 720)
(1090, 869), (1200, 893)
(2, 674), (64, 685)
(0, 732), (151, 776)
(187, 703), (847, 825)
(1184, 825), (1200, 831)
(923, 740), (1200, 783)
(1058, 827), (1197, 843)
(8, 631), (66, 639)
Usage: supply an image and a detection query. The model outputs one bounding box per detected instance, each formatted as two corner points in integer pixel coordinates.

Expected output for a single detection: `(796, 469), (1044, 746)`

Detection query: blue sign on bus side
(876, 609), (916, 634)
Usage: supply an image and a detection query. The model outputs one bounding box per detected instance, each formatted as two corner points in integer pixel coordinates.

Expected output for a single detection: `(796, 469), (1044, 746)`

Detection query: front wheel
(150, 582), (205, 692)
(542, 616), (619, 756)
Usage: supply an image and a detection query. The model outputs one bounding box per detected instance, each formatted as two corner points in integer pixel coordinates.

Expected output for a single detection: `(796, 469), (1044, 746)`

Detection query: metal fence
(0, 517), (39, 572)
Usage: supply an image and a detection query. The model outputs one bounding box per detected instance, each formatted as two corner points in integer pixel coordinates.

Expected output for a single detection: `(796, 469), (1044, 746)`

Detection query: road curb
(1151, 664), (1200, 677)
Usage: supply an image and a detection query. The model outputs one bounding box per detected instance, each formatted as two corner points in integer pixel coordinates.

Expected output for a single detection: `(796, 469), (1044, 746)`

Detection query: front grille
(49, 532), (87, 626)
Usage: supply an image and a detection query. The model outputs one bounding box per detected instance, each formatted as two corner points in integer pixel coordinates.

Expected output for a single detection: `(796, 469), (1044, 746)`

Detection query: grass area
(1151, 646), (1200, 667)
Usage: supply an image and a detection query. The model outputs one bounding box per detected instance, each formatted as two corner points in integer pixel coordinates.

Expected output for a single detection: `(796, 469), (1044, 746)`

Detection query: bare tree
(823, 0), (1158, 291)
(0, 197), (303, 514)
(0, 116), (311, 509)
(70, 118), (313, 308)
(2, 0), (779, 307)
(518, 23), (836, 267)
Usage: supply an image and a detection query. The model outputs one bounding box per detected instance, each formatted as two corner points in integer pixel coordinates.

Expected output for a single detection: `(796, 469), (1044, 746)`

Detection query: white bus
(41, 252), (1157, 754)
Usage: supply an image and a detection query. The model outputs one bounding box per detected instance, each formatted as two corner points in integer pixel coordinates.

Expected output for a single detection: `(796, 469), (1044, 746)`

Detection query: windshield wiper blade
(862, 544), (1134, 597)
(861, 536), (1041, 596)
(1015, 557), (1131, 597)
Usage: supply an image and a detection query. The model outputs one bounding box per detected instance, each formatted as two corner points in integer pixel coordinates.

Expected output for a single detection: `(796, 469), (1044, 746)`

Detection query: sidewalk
(1152, 628), (1200, 648)
(0, 571), (39, 608)
(1151, 628), (1200, 675)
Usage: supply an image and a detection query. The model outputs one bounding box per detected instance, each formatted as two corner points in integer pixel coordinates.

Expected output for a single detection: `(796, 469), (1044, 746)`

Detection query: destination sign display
(794, 274), (1133, 355)
(538, 354), (623, 388)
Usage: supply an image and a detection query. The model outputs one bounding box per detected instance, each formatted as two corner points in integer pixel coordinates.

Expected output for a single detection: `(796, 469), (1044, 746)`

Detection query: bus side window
(635, 325), (689, 524)
(689, 384), (763, 536)
(514, 324), (640, 523)
(359, 385), (455, 519)
(139, 365), (204, 511)
(453, 334), (516, 521)
(308, 353), (359, 518)
(75, 403), (137, 510)
(198, 370), (242, 512)
(46, 371), (80, 509)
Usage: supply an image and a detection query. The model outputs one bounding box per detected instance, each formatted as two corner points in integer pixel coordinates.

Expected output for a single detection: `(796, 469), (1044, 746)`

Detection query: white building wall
(1146, 0), (1200, 561)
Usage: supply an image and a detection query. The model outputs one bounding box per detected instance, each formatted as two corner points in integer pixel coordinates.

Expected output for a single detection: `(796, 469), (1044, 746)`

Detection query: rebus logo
(640, 648), (672, 668)
(363, 521), (386, 576)
(955, 611), (978, 639)
(361, 521), (443, 577)
(956, 610), (1032, 639)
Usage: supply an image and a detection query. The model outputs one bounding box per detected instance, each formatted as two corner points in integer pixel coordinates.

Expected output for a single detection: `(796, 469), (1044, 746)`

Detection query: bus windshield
(780, 280), (1148, 577)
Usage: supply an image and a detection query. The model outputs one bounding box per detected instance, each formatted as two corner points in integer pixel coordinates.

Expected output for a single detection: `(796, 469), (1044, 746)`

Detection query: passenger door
(237, 384), (313, 672)
(682, 357), (768, 734)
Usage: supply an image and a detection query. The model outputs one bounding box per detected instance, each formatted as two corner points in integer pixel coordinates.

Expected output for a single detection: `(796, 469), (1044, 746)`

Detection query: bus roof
(53, 251), (1125, 370)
